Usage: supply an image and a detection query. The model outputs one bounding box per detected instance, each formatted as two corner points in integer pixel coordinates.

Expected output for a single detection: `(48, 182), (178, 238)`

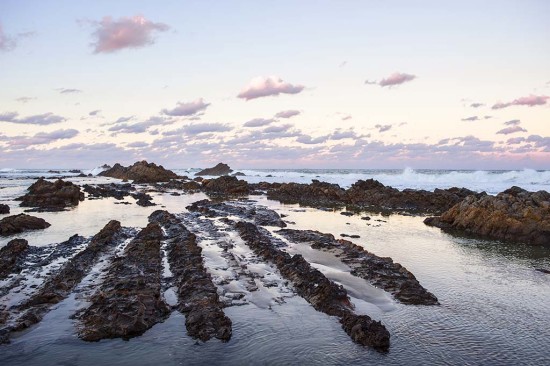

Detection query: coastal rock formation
(0, 214), (51, 236)
(202, 176), (250, 196)
(78, 223), (170, 341)
(195, 163), (233, 176)
(99, 161), (178, 183)
(267, 180), (345, 207)
(424, 186), (550, 245)
(235, 221), (390, 350)
(0, 239), (29, 280)
(277, 229), (438, 305)
(16, 178), (84, 211)
(131, 192), (156, 207)
(149, 211), (232, 342)
(83, 183), (134, 200)
(0, 204), (9, 214)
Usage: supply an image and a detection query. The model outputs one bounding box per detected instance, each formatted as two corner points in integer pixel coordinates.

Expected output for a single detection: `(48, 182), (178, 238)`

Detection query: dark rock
(132, 192), (156, 207)
(83, 183), (134, 200)
(195, 163), (233, 176)
(340, 212), (354, 217)
(0, 239), (29, 280)
(16, 178), (84, 211)
(277, 229), (438, 305)
(0, 214), (51, 236)
(187, 200), (286, 228)
(149, 211), (232, 342)
(101, 164), (111, 169)
(536, 268), (550, 274)
(424, 187), (550, 245)
(202, 176), (250, 196)
(77, 173), (88, 177)
(47, 170), (60, 174)
(0, 204), (9, 214)
(69, 170), (82, 174)
(156, 179), (201, 192)
(361, 216), (371, 221)
(267, 180), (346, 208)
(78, 223), (170, 341)
(99, 161), (178, 183)
(340, 234), (360, 238)
(233, 172), (246, 176)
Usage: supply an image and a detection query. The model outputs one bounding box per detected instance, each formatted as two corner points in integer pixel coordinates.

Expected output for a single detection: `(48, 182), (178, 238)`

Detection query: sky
(1, 0), (549, 169)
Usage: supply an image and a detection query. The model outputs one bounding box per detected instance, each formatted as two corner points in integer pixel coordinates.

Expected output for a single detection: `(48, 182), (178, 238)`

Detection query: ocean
(0, 168), (549, 365)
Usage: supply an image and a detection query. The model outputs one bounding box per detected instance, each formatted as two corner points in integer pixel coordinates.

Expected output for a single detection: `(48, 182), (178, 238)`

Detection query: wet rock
(69, 170), (82, 174)
(233, 172), (246, 176)
(277, 229), (438, 305)
(0, 239), (29, 280)
(361, 216), (371, 221)
(0, 204), (9, 214)
(132, 192), (156, 207)
(267, 180), (346, 208)
(340, 212), (354, 217)
(83, 183), (134, 200)
(99, 160), (178, 183)
(0, 214), (51, 236)
(234, 220), (390, 350)
(202, 176), (250, 196)
(195, 162), (233, 176)
(424, 187), (550, 245)
(78, 223), (170, 341)
(155, 179), (201, 192)
(149, 210), (232, 342)
(187, 200), (286, 228)
(536, 268), (550, 274)
(16, 178), (84, 211)
(340, 234), (360, 238)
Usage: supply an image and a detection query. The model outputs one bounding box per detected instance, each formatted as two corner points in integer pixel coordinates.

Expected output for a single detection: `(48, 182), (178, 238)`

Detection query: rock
(149, 211), (232, 342)
(101, 164), (111, 169)
(0, 214), (51, 236)
(187, 200), (286, 228)
(99, 161), (178, 183)
(267, 180), (346, 208)
(340, 234), (360, 238)
(132, 192), (156, 207)
(195, 163), (233, 176)
(78, 223), (170, 341)
(340, 212), (354, 217)
(361, 216), (371, 221)
(16, 178), (84, 211)
(83, 183), (134, 200)
(232, 172), (246, 176)
(277, 229), (438, 306)
(202, 176), (250, 196)
(0, 204), (9, 214)
(424, 187), (550, 245)
(536, 268), (550, 274)
(69, 170), (82, 174)
(0, 239), (29, 280)
(47, 170), (60, 174)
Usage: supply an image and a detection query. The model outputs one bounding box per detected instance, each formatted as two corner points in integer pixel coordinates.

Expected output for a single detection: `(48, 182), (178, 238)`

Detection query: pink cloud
(237, 76), (305, 100)
(372, 72), (416, 87)
(161, 98), (210, 116)
(91, 15), (169, 53)
(492, 95), (549, 109)
(496, 126), (527, 135)
(275, 110), (301, 119)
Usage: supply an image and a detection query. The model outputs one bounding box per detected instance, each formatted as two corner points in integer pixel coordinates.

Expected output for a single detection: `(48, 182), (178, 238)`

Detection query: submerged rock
(99, 160), (178, 183)
(424, 186), (550, 245)
(16, 178), (84, 211)
(0, 239), (29, 280)
(82, 183), (134, 200)
(0, 214), (51, 236)
(0, 204), (9, 214)
(195, 162), (233, 176)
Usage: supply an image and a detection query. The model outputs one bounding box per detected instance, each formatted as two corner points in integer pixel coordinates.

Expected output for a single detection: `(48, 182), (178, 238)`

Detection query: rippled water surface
(1, 176), (549, 365)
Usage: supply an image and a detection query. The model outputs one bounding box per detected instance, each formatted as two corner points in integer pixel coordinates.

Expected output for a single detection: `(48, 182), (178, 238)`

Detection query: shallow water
(1, 177), (549, 365)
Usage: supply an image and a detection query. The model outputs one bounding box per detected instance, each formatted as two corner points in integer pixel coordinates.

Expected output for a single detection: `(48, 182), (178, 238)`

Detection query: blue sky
(1, 0), (549, 169)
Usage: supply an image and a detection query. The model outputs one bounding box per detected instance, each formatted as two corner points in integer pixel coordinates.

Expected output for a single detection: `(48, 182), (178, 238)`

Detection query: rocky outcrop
(83, 183), (134, 200)
(99, 161), (178, 183)
(235, 221), (390, 350)
(187, 200), (286, 228)
(267, 180), (346, 207)
(0, 239), (29, 280)
(277, 229), (438, 305)
(78, 223), (170, 341)
(202, 176), (250, 196)
(149, 211), (232, 342)
(16, 178), (84, 211)
(131, 192), (156, 207)
(0, 204), (9, 215)
(195, 163), (233, 176)
(424, 186), (550, 245)
(0, 214), (51, 236)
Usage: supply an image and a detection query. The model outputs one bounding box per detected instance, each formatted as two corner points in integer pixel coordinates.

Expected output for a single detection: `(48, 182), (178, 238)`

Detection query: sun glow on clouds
(237, 76), (305, 100)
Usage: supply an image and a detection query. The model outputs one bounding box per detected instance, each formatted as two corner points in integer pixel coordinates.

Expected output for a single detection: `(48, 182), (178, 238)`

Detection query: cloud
(0, 24), (34, 51)
(492, 95), (549, 109)
(330, 129), (360, 140)
(470, 103), (484, 108)
(6, 129), (79, 149)
(504, 119), (521, 126)
(367, 72), (416, 87)
(237, 76), (305, 100)
(179, 123), (232, 134)
(90, 15), (170, 53)
(0, 111), (66, 125)
(496, 126), (527, 135)
(275, 110), (301, 119)
(263, 124), (294, 134)
(296, 134), (329, 145)
(126, 141), (149, 148)
(506, 137), (525, 145)
(244, 118), (275, 127)
(375, 124), (392, 133)
(161, 98), (210, 117)
(89, 109), (101, 116)
(108, 116), (172, 134)
(57, 88), (82, 94)
(115, 116), (134, 123)
(15, 97), (36, 103)
(341, 115), (352, 121)
(461, 116), (479, 122)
